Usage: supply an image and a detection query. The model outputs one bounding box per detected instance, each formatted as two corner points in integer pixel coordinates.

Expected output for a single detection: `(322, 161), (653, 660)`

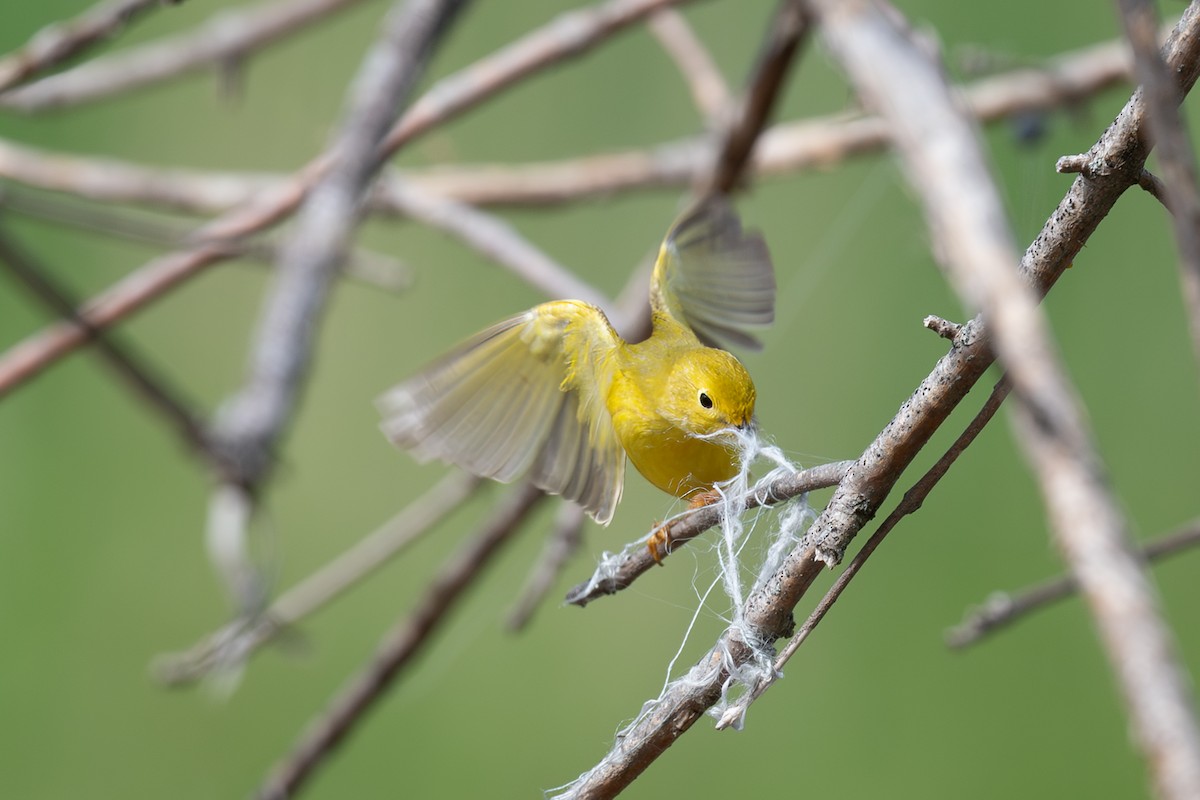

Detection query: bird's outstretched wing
(650, 195), (776, 350)
(378, 300), (626, 524)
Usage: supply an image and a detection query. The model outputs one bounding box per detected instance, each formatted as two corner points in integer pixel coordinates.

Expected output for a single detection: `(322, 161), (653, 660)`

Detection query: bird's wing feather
(378, 300), (625, 524)
(650, 195), (776, 350)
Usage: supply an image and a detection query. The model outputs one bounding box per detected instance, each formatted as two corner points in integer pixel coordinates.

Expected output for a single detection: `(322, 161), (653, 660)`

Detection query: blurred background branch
(0, 0), (174, 94)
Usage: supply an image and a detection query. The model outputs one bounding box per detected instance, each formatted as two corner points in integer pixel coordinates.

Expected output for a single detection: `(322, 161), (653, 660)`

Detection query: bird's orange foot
(647, 491), (724, 564)
(647, 522), (671, 565)
(687, 489), (723, 510)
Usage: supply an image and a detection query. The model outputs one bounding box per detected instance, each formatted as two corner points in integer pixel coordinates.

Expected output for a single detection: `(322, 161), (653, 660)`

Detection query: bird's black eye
(699, 391), (713, 409)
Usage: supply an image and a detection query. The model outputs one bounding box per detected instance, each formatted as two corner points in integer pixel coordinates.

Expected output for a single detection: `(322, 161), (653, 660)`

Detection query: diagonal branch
(153, 471), (483, 686)
(1117, 0), (1200, 372)
(702, 0), (809, 196)
(507, 501), (587, 631)
(0, 239), (241, 401)
(717, 377), (1011, 729)
(257, 481), (546, 800)
(0, 0), (369, 112)
(0, 0), (171, 94)
(947, 518), (1200, 648)
(375, 176), (609, 307)
(559, 3), (1200, 796)
(377, 0), (694, 156)
(647, 7), (730, 122)
(0, 225), (212, 459)
(788, 3), (1200, 799)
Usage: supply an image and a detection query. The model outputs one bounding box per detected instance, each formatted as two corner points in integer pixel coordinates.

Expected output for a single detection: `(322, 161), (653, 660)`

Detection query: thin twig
(507, 501), (587, 631)
(817, 3), (1200, 799)
(717, 378), (1012, 729)
(0, 0), (171, 94)
(1118, 0), (1200, 372)
(702, 0), (809, 196)
(376, 176), (610, 308)
(257, 481), (546, 800)
(153, 471), (483, 686)
(923, 314), (962, 340)
(0, 0), (368, 112)
(0, 136), (282, 214)
(647, 7), (730, 122)
(947, 518), (1200, 649)
(0, 241), (248, 399)
(0, 186), (412, 291)
(565, 460), (853, 607)
(378, 0), (694, 156)
(0, 227), (218, 459)
(1139, 167), (1171, 207)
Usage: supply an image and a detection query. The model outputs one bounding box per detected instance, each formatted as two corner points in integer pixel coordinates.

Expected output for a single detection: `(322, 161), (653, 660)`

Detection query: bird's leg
(646, 490), (724, 564)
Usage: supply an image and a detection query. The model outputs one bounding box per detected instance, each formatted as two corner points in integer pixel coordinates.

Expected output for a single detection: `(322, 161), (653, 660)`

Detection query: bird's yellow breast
(606, 357), (741, 499)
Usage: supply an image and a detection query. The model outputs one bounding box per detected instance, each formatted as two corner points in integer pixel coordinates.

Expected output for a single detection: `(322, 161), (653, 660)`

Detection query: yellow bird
(378, 196), (775, 525)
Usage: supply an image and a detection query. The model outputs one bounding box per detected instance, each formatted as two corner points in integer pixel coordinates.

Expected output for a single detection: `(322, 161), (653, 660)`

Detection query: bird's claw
(647, 523), (670, 565)
(646, 490), (724, 564)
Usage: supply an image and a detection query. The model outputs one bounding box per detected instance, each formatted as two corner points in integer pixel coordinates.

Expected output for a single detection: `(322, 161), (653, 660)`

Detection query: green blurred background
(2, 1), (1198, 797)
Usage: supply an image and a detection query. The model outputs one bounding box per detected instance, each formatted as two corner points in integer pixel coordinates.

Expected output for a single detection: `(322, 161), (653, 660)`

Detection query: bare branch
(257, 482), (546, 800)
(0, 136), (282, 213)
(948, 518), (1200, 648)
(0, 225), (212, 458)
(814, 3), (1200, 799)
(376, 176), (610, 308)
(565, 460), (853, 607)
(702, 0), (810, 196)
(0, 0), (170, 94)
(1139, 167), (1172, 207)
(153, 471), (483, 686)
(507, 501), (587, 631)
(0, 186), (412, 291)
(1118, 0), (1200, 371)
(378, 0), (695, 155)
(647, 8), (730, 121)
(0, 241), (239, 400)
(0, 0), (368, 112)
(923, 314), (962, 340)
(716, 379), (1011, 729)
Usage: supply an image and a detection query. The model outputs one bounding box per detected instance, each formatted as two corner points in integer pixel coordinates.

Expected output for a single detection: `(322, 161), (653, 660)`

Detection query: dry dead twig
(947, 518), (1200, 648)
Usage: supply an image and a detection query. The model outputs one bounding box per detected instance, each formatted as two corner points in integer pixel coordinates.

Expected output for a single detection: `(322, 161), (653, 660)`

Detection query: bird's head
(664, 348), (757, 438)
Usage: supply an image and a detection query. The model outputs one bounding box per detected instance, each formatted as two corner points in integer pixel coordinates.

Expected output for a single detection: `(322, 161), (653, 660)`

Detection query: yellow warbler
(379, 196), (774, 524)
